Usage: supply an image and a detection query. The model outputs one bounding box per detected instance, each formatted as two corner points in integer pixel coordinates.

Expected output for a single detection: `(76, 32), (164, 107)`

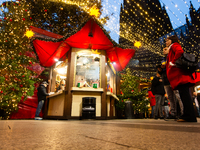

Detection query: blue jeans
(196, 107), (200, 117)
(164, 106), (169, 118)
(35, 100), (44, 117)
(151, 106), (155, 118)
(154, 95), (164, 118)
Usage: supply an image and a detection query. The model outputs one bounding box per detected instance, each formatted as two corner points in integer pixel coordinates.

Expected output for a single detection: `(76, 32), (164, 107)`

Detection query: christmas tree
(117, 68), (149, 115)
(29, 0), (107, 35)
(0, 0), (41, 119)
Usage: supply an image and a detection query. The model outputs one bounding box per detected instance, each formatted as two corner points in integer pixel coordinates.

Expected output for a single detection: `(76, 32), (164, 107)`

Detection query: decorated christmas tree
(0, 0), (41, 119)
(117, 68), (149, 115)
(29, 0), (107, 35)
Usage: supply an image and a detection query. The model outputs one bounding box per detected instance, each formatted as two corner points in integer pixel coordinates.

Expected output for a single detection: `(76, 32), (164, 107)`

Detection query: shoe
(160, 117), (164, 119)
(35, 117), (43, 120)
(164, 118), (168, 121)
(177, 119), (187, 122)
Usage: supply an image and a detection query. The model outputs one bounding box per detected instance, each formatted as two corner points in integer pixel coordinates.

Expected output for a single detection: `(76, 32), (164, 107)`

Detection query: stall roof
(31, 18), (135, 71)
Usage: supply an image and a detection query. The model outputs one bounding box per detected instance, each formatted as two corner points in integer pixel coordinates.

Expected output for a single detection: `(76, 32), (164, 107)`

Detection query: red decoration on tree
(4, 17), (6, 20)
(25, 9), (27, 12)
(44, 9), (47, 12)
(0, 90), (3, 94)
(20, 85), (23, 88)
(2, 3), (5, 5)
(10, 19), (12, 22)
(30, 17), (32, 20)
(29, 62), (32, 65)
(22, 75), (25, 77)
(22, 18), (25, 21)
(0, 19), (1, 21)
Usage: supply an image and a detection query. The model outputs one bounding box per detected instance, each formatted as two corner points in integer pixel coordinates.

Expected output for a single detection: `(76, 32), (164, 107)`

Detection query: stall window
(75, 50), (100, 88)
(53, 59), (68, 92)
(106, 66), (114, 93)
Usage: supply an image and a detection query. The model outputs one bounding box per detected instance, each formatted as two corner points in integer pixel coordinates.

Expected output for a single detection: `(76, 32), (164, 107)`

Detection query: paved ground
(0, 118), (200, 150)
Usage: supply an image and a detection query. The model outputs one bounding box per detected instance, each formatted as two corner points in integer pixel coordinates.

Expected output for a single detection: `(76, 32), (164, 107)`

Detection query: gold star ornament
(25, 30), (34, 38)
(134, 41), (142, 48)
(89, 6), (100, 18)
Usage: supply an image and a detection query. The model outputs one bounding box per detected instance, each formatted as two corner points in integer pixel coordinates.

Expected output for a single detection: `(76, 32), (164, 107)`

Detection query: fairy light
(0, 0), (197, 78)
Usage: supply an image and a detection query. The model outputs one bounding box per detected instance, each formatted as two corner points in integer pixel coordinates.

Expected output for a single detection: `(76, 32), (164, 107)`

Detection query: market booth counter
(46, 90), (65, 117)
(32, 18), (135, 120)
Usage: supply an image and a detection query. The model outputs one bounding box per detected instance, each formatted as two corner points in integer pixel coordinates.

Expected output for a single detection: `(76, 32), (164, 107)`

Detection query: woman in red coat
(165, 35), (196, 122)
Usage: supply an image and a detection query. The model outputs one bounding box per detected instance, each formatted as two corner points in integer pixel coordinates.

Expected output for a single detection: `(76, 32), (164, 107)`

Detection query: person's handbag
(175, 53), (198, 73)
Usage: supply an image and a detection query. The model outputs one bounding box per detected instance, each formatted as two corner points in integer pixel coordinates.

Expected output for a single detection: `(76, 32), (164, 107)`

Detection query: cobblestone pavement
(0, 118), (200, 150)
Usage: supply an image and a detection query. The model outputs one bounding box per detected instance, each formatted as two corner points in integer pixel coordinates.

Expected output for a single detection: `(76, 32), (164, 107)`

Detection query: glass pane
(106, 67), (114, 93)
(54, 60), (67, 92)
(75, 50), (100, 88)
(106, 69), (111, 92)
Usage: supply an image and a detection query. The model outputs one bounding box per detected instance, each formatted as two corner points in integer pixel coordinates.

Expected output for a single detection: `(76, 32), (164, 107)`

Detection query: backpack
(175, 53), (198, 73)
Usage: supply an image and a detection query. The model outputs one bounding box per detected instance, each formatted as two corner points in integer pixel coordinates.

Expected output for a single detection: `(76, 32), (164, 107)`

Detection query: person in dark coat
(35, 81), (50, 120)
(165, 35), (196, 122)
(151, 72), (165, 119)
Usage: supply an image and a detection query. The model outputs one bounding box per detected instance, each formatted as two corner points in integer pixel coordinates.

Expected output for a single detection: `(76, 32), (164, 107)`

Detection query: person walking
(151, 72), (165, 119)
(161, 47), (184, 119)
(165, 35), (196, 122)
(35, 81), (53, 120)
(148, 89), (156, 118)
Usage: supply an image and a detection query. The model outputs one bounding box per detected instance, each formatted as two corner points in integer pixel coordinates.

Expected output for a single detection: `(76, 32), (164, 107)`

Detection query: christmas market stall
(32, 18), (135, 119)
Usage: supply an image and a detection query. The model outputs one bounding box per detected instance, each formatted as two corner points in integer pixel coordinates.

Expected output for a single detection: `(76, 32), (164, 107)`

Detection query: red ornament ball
(0, 90), (3, 94)
(20, 85), (23, 88)
(44, 9), (47, 12)
(30, 17), (32, 20)
(0, 19), (1, 21)
(22, 18), (25, 21)
(10, 19), (12, 22)
(22, 75), (25, 77)
(4, 17), (6, 20)
(29, 62), (32, 65)
(25, 9), (27, 12)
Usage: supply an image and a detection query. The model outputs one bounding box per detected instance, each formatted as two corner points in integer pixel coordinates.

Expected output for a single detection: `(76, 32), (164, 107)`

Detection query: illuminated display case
(49, 58), (68, 93)
(74, 50), (101, 88)
(106, 62), (116, 94)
